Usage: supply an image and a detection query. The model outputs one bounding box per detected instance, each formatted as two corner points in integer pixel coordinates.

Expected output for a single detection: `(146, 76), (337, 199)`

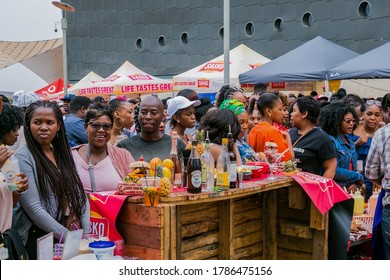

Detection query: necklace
(86, 144), (107, 166)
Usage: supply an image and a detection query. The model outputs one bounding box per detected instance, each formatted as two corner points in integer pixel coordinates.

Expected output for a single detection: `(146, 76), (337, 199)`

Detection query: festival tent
(173, 44), (271, 94)
(239, 36), (359, 84)
(78, 61), (173, 98)
(57, 71), (103, 97)
(35, 77), (70, 101)
(327, 42), (390, 80)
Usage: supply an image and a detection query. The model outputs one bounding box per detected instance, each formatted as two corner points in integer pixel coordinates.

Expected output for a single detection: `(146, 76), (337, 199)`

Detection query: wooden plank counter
(116, 176), (329, 260)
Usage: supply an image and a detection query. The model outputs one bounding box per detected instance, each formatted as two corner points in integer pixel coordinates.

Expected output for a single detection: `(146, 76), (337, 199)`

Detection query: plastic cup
(53, 243), (64, 260)
(89, 241), (115, 260)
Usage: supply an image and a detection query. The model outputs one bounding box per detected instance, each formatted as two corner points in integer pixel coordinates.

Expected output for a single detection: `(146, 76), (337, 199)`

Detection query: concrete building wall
(66, 0), (390, 82)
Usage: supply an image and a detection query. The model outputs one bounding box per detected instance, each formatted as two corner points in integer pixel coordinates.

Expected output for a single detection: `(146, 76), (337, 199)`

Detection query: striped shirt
(365, 124), (390, 207)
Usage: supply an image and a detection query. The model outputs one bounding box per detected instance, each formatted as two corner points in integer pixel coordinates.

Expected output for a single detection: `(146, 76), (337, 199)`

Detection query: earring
(177, 120), (180, 123)
(114, 117), (125, 130)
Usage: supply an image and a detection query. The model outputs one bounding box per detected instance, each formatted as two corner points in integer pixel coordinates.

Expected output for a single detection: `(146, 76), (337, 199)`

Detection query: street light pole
(223, 0), (230, 85)
(52, 1), (75, 97)
(61, 16), (68, 96)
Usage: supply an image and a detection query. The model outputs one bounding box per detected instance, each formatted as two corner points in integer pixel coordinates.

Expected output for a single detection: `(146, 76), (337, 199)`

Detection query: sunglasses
(366, 100), (381, 106)
(88, 122), (113, 132)
(343, 119), (357, 125)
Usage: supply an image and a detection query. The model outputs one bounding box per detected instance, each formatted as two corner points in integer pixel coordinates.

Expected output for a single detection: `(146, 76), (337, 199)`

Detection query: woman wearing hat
(166, 96), (200, 145)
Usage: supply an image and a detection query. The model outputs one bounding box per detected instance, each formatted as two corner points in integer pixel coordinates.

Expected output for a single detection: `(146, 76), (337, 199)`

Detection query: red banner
(89, 192), (127, 241)
(290, 172), (352, 214)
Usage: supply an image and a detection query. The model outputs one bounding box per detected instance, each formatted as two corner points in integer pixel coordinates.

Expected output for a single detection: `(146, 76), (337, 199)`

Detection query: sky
(0, 0), (63, 93)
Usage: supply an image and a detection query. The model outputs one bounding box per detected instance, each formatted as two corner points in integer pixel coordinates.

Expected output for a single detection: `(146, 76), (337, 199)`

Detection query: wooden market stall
(116, 177), (329, 260)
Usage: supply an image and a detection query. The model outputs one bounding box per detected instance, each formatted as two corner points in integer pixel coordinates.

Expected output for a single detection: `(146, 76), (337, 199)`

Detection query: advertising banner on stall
(89, 192), (127, 241)
(173, 44), (270, 93)
(35, 78), (70, 101)
(78, 61), (173, 96)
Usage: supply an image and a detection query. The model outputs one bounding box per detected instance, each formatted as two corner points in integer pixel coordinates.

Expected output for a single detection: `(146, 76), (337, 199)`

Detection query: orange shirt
(248, 122), (292, 161)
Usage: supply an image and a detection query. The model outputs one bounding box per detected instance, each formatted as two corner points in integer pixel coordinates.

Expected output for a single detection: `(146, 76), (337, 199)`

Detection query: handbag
(0, 228), (29, 260)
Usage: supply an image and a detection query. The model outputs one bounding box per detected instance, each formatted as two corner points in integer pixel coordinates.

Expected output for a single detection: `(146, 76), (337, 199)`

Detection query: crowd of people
(1, 84), (390, 260)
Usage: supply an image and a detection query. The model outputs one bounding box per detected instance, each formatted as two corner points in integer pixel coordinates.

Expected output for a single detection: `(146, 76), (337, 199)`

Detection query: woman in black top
(289, 96), (337, 178)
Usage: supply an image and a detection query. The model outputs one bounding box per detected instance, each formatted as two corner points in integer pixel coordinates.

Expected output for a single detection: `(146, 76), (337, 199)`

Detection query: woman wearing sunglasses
(71, 108), (134, 194)
(319, 102), (363, 194)
(347, 99), (382, 201)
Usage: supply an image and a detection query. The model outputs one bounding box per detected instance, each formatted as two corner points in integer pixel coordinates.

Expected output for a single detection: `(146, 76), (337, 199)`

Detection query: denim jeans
(382, 208), (390, 260)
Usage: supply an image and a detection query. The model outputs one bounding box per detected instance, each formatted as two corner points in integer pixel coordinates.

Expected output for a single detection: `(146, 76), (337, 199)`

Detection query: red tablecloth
(290, 172), (352, 215)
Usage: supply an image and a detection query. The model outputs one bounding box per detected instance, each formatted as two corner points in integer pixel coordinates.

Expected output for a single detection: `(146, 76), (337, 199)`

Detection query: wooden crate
(117, 178), (328, 260)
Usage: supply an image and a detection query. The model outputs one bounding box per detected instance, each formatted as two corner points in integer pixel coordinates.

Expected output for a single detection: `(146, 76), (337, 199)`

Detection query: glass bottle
(227, 126), (237, 188)
(216, 138), (230, 191)
(201, 131), (215, 191)
(187, 140), (202, 194)
(169, 131), (182, 188)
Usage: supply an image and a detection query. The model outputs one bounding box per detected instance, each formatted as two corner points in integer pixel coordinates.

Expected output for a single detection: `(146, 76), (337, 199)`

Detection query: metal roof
(0, 38), (62, 69)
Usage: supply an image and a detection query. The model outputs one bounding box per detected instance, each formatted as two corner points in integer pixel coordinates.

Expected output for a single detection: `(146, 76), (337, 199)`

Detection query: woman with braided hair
(13, 101), (90, 259)
(215, 85), (247, 108)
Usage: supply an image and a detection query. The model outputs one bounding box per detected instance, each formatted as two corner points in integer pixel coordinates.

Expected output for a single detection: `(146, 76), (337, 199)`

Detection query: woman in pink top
(0, 105), (29, 234)
(71, 108), (135, 193)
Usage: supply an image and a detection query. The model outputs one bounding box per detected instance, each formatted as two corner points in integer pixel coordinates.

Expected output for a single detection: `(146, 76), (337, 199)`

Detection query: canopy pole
(223, 0), (230, 85)
(324, 80), (331, 98)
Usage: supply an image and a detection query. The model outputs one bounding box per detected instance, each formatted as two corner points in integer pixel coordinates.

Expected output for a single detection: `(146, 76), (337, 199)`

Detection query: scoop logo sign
(199, 61), (225, 72)
(128, 74), (153, 80)
(197, 79), (210, 88)
(103, 75), (120, 82)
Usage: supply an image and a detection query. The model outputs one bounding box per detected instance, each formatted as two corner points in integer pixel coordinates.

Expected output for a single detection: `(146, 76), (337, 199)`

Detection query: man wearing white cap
(117, 95), (186, 162)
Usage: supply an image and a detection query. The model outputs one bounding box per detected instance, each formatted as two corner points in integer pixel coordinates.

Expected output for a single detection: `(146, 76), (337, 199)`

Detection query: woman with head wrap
(219, 99), (258, 164)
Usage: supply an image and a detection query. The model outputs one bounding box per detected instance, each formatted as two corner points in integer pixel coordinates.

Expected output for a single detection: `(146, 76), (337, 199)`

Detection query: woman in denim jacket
(319, 102), (363, 193)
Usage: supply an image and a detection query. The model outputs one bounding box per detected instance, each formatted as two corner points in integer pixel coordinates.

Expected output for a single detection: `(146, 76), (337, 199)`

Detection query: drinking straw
(72, 222), (79, 230)
(276, 147), (290, 161)
(56, 232), (64, 256)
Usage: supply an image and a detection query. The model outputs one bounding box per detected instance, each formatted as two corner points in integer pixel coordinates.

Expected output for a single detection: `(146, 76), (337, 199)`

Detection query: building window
(245, 22), (255, 37)
(358, 1), (371, 17)
(219, 27), (224, 39)
(274, 17), (284, 32)
(302, 12), (313, 27)
(135, 38), (143, 50)
(181, 32), (189, 45)
(158, 35), (166, 47)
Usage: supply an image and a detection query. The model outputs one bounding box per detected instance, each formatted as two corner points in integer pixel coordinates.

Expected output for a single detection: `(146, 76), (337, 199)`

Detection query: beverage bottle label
(229, 162), (237, 182)
(216, 172), (229, 187)
(201, 163), (207, 185)
(173, 173), (182, 186)
(191, 170), (202, 189)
